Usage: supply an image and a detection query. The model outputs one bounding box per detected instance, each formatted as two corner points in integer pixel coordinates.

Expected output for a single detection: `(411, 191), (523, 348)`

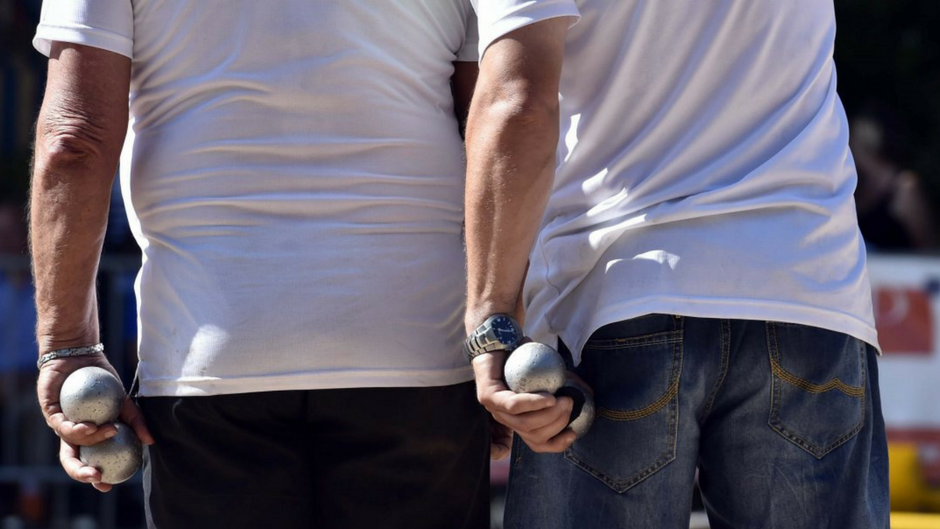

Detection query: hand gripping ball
(504, 342), (567, 394)
(557, 375), (596, 438)
(79, 422), (142, 484)
(59, 366), (125, 425)
(504, 341), (597, 438)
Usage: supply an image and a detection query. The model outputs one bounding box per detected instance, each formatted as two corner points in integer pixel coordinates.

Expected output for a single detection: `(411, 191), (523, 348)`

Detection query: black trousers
(137, 382), (490, 529)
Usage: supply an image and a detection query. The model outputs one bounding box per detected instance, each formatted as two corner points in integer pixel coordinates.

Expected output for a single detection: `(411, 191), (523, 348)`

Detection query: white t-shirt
(35, 0), (479, 396)
(473, 0), (879, 362)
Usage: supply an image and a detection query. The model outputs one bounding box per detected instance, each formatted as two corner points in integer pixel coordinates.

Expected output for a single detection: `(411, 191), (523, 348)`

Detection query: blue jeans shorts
(504, 315), (889, 529)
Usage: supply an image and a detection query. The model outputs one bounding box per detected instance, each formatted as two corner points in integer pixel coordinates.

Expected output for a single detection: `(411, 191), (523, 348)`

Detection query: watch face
(492, 316), (519, 345)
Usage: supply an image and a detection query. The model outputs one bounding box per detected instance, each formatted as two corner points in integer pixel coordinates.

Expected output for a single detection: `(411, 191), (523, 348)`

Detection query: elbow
(35, 110), (111, 167)
(475, 79), (559, 131)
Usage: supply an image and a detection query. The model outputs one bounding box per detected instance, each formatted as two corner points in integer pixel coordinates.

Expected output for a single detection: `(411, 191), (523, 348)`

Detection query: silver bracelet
(36, 343), (105, 370)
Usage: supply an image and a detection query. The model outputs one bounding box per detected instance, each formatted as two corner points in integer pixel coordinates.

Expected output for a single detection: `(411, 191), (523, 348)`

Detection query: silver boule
(60, 366), (125, 425)
(504, 342), (566, 394)
(565, 376), (596, 438)
(80, 422), (142, 484)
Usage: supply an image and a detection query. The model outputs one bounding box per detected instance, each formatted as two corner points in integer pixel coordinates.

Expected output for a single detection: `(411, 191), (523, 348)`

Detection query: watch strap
(464, 314), (522, 362)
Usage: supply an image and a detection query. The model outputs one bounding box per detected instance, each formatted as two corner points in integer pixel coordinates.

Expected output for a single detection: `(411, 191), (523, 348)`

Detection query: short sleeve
(456, 8), (480, 63)
(471, 0), (580, 59)
(33, 0), (134, 59)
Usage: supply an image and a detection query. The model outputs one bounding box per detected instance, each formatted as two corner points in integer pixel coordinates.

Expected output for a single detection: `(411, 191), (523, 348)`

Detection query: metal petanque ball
(564, 376), (596, 438)
(504, 342), (567, 394)
(60, 366), (125, 425)
(80, 422), (142, 484)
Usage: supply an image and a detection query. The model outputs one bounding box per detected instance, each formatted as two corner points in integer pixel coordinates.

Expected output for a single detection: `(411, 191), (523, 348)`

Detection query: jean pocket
(767, 322), (866, 459)
(564, 315), (683, 493)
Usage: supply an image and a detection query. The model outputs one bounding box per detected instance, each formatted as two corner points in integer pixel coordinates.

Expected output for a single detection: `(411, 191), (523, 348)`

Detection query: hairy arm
(464, 18), (573, 454)
(32, 42), (129, 353)
(464, 18), (568, 331)
(32, 42), (152, 491)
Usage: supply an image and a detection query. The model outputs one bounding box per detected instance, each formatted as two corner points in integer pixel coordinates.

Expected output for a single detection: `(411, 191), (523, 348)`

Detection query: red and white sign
(868, 255), (940, 484)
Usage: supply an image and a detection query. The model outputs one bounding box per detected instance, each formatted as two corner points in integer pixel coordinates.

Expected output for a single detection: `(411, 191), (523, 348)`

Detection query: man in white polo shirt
(30, 1), (490, 527)
(464, 1), (888, 528)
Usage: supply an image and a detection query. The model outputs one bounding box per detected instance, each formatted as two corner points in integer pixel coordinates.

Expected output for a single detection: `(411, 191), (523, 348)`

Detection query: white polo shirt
(473, 0), (879, 362)
(35, 0), (479, 396)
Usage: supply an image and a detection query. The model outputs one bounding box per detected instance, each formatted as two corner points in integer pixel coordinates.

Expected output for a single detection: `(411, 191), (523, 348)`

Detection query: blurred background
(2, 0), (940, 527)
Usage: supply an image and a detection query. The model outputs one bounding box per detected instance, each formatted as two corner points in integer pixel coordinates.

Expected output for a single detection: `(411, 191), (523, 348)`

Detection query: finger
(92, 482), (113, 493)
(59, 440), (103, 485)
(492, 396), (572, 434)
(521, 429), (577, 454)
(491, 418), (513, 440)
(55, 417), (118, 446)
(524, 400), (575, 444)
(120, 398), (155, 445)
(40, 399), (64, 428)
(490, 419), (513, 447)
(491, 441), (511, 461)
(47, 409), (84, 432)
(485, 390), (556, 415)
(492, 408), (557, 434)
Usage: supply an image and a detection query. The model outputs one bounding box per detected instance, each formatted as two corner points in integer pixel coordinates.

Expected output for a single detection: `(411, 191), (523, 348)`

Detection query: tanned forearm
(464, 19), (569, 332)
(31, 43), (130, 355)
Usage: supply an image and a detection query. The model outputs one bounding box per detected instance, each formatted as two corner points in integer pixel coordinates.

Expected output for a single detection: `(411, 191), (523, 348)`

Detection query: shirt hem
(478, 6), (580, 60)
(544, 296), (881, 365)
(34, 23), (133, 58)
(137, 365), (475, 397)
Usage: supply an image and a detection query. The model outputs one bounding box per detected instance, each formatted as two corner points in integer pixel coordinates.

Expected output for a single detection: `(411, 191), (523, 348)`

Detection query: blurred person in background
(0, 186), (47, 526)
(851, 109), (936, 251)
(0, 186), (37, 388)
(28, 1), (488, 528)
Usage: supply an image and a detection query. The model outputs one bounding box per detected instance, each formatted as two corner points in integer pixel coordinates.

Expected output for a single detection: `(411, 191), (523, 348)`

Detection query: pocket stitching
(596, 376), (679, 421)
(767, 322), (867, 459)
(564, 325), (683, 493)
(583, 330), (683, 350)
(770, 356), (865, 398)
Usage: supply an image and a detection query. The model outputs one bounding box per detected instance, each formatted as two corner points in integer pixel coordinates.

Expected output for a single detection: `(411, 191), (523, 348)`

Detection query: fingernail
(104, 430), (117, 439)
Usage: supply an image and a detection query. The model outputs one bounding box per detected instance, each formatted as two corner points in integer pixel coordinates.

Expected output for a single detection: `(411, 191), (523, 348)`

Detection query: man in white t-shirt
(463, 1), (889, 528)
(30, 1), (490, 527)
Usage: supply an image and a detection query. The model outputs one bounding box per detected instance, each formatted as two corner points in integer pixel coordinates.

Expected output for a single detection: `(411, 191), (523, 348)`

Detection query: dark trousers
(138, 382), (490, 529)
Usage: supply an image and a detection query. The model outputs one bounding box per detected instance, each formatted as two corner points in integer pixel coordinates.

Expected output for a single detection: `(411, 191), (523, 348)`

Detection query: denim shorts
(504, 315), (889, 529)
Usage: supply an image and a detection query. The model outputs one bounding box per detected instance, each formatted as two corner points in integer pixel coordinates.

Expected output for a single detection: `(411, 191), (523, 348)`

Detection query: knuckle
(529, 432), (550, 445)
(55, 424), (73, 439)
(42, 403), (60, 420)
(512, 416), (532, 432)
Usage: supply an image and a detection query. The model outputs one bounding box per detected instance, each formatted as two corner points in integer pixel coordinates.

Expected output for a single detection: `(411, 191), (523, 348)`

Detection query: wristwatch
(464, 313), (523, 362)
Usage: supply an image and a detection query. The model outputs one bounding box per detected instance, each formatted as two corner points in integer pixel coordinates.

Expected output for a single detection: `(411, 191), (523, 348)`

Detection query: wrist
(36, 329), (100, 356)
(471, 349), (509, 379)
(465, 302), (517, 335)
(37, 343), (105, 370)
(463, 313), (523, 364)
